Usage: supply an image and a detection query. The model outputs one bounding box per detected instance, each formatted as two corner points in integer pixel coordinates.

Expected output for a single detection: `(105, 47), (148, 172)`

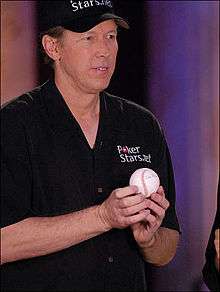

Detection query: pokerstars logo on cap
(70, 0), (113, 12)
(39, 0), (129, 33)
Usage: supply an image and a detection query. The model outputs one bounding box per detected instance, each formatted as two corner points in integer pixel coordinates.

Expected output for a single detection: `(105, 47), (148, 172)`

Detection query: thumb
(130, 222), (139, 231)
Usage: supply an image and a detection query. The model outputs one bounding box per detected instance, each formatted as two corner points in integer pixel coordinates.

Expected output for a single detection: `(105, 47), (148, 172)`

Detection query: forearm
(215, 253), (219, 271)
(1, 205), (110, 264)
(139, 227), (179, 266)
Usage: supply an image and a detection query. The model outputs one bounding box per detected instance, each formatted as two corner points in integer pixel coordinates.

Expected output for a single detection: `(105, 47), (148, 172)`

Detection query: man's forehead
(65, 19), (117, 36)
(85, 20), (117, 33)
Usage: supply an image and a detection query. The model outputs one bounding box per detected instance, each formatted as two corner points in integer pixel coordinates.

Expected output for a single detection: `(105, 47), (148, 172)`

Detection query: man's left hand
(131, 186), (170, 247)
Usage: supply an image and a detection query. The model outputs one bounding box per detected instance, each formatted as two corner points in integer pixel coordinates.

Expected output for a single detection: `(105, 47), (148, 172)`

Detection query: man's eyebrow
(107, 30), (118, 34)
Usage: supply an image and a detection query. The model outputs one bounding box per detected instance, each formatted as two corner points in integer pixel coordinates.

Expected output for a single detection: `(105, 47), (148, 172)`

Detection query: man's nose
(95, 39), (110, 57)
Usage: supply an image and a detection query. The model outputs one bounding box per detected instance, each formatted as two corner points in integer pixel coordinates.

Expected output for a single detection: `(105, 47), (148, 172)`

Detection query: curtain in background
(1, 1), (219, 291)
(144, 1), (219, 291)
(1, 1), (37, 105)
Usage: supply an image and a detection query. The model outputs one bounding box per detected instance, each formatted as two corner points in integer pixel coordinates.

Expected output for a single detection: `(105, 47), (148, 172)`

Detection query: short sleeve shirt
(1, 80), (180, 291)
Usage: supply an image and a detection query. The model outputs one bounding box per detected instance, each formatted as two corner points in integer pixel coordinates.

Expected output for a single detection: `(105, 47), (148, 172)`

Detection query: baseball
(129, 168), (160, 197)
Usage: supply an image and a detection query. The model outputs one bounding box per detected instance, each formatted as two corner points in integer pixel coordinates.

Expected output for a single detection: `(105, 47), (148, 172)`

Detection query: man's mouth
(96, 67), (108, 71)
(93, 66), (109, 71)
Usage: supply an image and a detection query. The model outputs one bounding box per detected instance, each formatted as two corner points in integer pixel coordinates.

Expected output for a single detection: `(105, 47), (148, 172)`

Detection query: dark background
(2, 1), (218, 291)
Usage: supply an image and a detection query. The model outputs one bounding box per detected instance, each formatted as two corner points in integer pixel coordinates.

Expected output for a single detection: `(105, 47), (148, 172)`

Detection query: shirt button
(108, 256), (114, 263)
(97, 187), (103, 193)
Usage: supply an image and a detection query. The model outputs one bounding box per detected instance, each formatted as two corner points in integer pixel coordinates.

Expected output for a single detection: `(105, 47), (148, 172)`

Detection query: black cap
(39, 0), (129, 33)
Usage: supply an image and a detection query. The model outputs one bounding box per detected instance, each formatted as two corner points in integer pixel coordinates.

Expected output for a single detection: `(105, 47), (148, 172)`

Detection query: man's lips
(91, 66), (109, 71)
(90, 66), (112, 77)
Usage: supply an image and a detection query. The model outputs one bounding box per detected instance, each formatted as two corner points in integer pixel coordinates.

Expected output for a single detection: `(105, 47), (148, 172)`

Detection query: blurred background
(1, 1), (219, 291)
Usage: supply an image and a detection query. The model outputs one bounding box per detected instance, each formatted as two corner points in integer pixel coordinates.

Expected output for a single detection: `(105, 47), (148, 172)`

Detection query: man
(1, 1), (180, 291)
(203, 180), (219, 291)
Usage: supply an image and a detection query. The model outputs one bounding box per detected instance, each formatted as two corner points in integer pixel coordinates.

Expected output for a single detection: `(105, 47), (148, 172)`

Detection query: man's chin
(89, 80), (111, 93)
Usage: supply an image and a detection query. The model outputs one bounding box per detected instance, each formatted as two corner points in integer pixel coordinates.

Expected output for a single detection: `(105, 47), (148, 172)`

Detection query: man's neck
(55, 75), (100, 120)
(55, 74), (101, 149)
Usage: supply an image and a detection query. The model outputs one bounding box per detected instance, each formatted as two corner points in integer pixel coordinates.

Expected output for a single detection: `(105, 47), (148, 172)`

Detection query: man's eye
(107, 34), (116, 40)
(83, 36), (93, 41)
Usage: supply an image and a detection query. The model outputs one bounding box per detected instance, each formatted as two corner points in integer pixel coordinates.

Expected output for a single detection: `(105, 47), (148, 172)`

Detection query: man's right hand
(97, 186), (150, 230)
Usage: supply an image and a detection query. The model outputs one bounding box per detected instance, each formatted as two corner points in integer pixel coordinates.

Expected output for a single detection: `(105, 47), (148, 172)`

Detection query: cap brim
(100, 13), (129, 29)
(63, 13), (129, 33)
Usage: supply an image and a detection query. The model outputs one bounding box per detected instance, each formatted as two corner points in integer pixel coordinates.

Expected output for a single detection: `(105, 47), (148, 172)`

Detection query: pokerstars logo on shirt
(70, 0), (113, 12)
(117, 145), (152, 163)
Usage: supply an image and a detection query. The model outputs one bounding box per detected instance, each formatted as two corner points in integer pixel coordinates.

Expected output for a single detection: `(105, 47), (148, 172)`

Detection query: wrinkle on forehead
(62, 20), (117, 42)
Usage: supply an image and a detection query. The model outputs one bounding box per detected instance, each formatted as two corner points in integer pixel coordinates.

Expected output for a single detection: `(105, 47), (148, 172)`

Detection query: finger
(143, 213), (157, 227)
(121, 200), (148, 217)
(124, 209), (150, 225)
(119, 193), (145, 208)
(145, 199), (166, 219)
(150, 193), (170, 210)
(114, 185), (139, 199)
(157, 185), (165, 196)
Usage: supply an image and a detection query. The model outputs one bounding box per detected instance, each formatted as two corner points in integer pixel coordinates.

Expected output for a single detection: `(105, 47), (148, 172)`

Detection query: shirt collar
(41, 79), (129, 148)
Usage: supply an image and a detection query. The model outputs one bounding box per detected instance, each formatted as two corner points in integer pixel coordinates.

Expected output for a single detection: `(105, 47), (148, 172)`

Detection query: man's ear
(42, 35), (61, 62)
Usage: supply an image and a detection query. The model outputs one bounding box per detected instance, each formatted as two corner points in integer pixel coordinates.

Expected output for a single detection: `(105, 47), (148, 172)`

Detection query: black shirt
(1, 80), (180, 291)
(202, 180), (220, 291)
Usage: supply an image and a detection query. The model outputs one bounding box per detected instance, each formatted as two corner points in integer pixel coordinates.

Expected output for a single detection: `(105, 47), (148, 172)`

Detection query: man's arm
(202, 221), (220, 291)
(214, 229), (220, 271)
(1, 185), (150, 265)
(1, 205), (109, 265)
(138, 227), (179, 266)
(130, 186), (180, 266)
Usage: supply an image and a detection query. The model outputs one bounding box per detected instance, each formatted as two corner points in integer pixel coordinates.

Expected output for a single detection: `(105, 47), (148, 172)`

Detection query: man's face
(56, 20), (118, 94)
